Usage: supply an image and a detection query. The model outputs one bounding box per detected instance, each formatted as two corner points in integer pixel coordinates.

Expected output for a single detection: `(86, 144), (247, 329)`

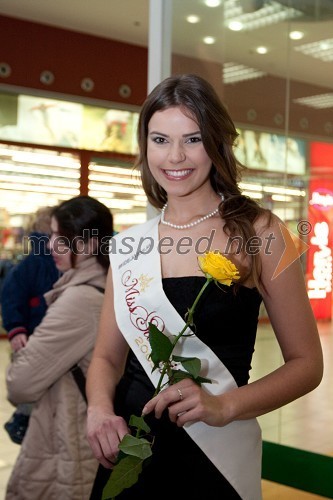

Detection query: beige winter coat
(6, 257), (106, 500)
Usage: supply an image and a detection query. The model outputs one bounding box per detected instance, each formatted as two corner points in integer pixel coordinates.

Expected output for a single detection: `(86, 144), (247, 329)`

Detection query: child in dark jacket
(1, 207), (59, 443)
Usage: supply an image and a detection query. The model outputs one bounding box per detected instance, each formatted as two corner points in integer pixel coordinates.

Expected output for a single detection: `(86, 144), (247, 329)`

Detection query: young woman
(5, 195), (113, 500)
(86, 74), (323, 500)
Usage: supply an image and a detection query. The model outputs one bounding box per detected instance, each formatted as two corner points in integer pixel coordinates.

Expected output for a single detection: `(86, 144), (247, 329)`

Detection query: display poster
(306, 142), (333, 320)
(81, 106), (138, 154)
(235, 129), (306, 174)
(0, 91), (138, 155)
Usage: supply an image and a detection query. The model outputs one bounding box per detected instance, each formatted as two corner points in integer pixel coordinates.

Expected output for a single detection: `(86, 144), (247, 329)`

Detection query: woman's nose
(169, 143), (186, 163)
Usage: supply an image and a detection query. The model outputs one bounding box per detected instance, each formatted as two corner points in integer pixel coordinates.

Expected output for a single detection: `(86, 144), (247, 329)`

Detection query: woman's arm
(6, 285), (103, 403)
(221, 214), (323, 422)
(86, 267), (130, 468)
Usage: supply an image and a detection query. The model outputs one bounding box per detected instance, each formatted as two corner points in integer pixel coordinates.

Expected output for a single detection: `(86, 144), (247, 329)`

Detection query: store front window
(171, 0), (333, 466)
(0, 143), (80, 260)
(88, 159), (147, 231)
(0, 91), (143, 256)
(0, 142), (149, 259)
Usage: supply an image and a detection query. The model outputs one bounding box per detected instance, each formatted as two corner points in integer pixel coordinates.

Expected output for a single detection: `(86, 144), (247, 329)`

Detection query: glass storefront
(0, 143), (80, 260)
(170, 0), (333, 463)
(0, 141), (149, 261)
(88, 159), (147, 230)
(0, 91), (144, 259)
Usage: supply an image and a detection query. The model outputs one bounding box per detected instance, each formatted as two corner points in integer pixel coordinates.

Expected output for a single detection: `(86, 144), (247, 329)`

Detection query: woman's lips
(163, 169), (193, 180)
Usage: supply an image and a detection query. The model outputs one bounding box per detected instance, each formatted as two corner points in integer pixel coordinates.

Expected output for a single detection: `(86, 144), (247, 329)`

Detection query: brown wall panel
(1, 15), (332, 139)
(0, 15), (148, 106)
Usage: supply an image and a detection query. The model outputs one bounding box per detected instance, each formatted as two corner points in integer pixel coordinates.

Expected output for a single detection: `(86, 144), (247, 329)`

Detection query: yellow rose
(198, 251), (240, 286)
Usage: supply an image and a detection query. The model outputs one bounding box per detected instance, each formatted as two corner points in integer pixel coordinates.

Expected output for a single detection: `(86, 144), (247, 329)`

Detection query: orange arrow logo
(272, 223), (310, 280)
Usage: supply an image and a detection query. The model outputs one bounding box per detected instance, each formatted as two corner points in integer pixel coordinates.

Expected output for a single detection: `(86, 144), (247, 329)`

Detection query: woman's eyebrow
(149, 131), (168, 136)
(149, 130), (201, 137)
(183, 131), (201, 137)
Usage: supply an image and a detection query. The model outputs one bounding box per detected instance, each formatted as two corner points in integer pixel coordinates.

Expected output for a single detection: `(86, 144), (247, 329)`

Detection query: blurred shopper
(2, 206), (59, 444)
(5, 195), (113, 500)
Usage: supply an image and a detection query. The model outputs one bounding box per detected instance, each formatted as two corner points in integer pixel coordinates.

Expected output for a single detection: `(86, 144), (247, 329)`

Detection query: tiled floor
(251, 321), (333, 457)
(0, 320), (332, 499)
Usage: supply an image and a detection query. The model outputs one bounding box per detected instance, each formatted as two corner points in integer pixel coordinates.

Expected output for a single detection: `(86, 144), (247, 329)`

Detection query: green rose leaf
(170, 369), (212, 386)
(102, 455), (144, 499)
(149, 323), (173, 367)
(195, 375), (213, 385)
(119, 434), (152, 460)
(129, 414), (151, 433)
(172, 355), (201, 378)
(170, 369), (194, 383)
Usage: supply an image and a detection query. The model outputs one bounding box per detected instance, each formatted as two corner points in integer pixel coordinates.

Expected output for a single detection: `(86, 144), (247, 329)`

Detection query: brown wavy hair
(134, 74), (271, 290)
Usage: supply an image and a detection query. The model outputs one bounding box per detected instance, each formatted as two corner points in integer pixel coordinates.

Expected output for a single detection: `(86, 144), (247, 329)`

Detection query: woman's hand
(142, 379), (231, 428)
(86, 407), (130, 469)
(10, 333), (28, 352)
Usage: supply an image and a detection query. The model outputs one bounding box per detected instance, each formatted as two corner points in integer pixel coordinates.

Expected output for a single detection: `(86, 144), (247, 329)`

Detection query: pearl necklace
(161, 194), (224, 230)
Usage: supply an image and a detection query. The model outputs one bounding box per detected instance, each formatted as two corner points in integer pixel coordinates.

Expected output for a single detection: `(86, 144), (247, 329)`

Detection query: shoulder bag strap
(70, 283), (104, 402)
(70, 364), (88, 403)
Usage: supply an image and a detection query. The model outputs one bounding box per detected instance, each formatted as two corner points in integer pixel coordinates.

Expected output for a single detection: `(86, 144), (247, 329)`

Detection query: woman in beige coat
(5, 196), (113, 500)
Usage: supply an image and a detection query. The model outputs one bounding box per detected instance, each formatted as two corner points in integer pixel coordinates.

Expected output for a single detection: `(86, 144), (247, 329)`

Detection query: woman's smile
(162, 168), (194, 180)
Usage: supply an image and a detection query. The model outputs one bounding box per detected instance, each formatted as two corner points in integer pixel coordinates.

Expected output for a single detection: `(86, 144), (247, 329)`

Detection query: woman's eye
(187, 136), (201, 143)
(152, 136), (167, 144)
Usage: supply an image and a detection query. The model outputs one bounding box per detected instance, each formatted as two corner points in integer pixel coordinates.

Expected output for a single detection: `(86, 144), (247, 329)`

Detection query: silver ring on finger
(177, 388), (183, 401)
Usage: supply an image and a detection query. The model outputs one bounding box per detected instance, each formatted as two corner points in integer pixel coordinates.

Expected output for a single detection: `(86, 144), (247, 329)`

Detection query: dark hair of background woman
(52, 195), (113, 270)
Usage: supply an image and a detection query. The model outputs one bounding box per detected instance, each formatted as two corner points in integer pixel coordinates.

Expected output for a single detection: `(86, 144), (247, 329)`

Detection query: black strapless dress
(90, 277), (262, 500)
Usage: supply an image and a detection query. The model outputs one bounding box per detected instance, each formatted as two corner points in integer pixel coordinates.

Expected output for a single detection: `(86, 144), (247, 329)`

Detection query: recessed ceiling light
(203, 36), (216, 44)
(289, 30), (304, 40)
(186, 15), (200, 24)
(228, 21), (243, 31)
(204, 0), (221, 7)
(256, 46), (268, 54)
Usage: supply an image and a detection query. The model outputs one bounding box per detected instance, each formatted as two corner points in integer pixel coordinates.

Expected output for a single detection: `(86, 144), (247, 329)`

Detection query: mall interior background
(0, 1), (333, 496)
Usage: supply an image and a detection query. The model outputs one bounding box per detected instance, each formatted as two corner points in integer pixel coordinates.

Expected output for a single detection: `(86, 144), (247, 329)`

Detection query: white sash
(110, 216), (262, 500)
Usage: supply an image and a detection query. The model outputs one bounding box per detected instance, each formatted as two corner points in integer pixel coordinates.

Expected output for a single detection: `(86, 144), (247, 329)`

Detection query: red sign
(306, 143), (333, 320)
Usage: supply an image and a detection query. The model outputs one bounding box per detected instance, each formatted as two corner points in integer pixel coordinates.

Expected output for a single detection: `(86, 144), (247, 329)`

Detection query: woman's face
(48, 216), (92, 272)
(147, 106), (212, 199)
(48, 217), (73, 272)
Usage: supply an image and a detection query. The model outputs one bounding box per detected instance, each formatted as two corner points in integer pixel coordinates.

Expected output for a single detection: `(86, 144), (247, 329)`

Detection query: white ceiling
(0, 0), (333, 89)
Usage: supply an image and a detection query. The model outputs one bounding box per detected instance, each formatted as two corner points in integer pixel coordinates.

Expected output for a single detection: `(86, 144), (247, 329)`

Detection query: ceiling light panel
(294, 38), (333, 62)
(223, 62), (267, 84)
(293, 93), (333, 109)
(224, 0), (303, 31)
